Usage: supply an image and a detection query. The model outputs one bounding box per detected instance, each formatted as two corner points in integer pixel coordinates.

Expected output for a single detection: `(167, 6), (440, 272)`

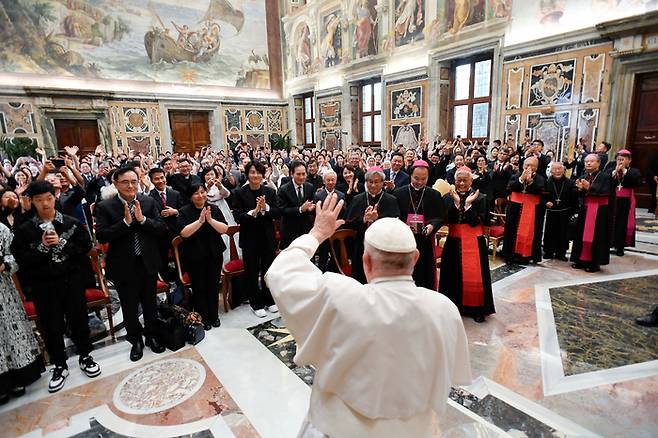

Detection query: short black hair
(532, 139), (545, 147)
(493, 139), (502, 146)
(200, 167), (216, 181)
(26, 180), (55, 198)
(113, 167), (138, 182)
(178, 157), (191, 165)
(391, 152), (404, 160)
(160, 157), (171, 166)
(601, 141), (612, 152)
(187, 182), (205, 199)
(290, 160), (307, 173)
(244, 160), (266, 177)
(148, 167), (166, 179)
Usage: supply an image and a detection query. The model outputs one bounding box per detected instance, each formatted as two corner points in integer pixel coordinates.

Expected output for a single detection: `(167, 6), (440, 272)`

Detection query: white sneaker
(252, 308), (267, 318)
(267, 305), (279, 313)
(48, 366), (69, 393)
(79, 355), (101, 378)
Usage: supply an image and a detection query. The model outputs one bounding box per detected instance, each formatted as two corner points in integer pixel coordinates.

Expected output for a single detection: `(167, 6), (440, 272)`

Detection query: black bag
(155, 315), (187, 351)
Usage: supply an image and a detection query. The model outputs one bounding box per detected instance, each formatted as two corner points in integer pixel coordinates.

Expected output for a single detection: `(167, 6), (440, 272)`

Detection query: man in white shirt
(265, 194), (472, 438)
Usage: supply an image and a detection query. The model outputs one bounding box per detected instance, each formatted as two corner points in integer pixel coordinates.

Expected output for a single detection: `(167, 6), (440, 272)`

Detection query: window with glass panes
(450, 56), (492, 140)
(302, 93), (315, 147)
(359, 80), (382, 146)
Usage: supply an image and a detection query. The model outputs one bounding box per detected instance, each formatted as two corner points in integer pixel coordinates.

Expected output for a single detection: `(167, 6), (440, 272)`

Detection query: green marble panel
(549, 275), (658, 375)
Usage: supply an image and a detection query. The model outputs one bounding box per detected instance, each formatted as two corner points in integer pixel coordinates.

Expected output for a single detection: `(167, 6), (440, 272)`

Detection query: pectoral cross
(556, 198), (561, 205)
(617, 182), (623, 191)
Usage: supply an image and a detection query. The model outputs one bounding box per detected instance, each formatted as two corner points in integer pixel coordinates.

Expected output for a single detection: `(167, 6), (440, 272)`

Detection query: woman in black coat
(178, 183), (228, 330)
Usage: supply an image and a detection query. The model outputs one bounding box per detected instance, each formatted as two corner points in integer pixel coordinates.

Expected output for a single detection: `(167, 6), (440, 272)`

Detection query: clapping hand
(301, 200), (315, 213)
(161, 206), (178, 217)
(466, 189), (480, 206)
(134, 200), (144, 222)
(451, 189), (460, 206)
(198, 206), (208, 223)
(364, 205), (378, 222)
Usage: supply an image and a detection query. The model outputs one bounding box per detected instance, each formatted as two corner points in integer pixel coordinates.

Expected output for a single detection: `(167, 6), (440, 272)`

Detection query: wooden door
(54, 119), (100, 156)
(169, 111), (210, 155)
(628, 72), (658, 208)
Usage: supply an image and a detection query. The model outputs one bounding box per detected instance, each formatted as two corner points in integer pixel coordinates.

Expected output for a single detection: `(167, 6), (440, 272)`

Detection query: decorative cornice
(596, 10), (658, 38)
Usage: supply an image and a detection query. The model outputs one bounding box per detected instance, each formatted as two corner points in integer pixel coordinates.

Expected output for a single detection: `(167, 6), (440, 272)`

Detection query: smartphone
(51, 158), (65, 168)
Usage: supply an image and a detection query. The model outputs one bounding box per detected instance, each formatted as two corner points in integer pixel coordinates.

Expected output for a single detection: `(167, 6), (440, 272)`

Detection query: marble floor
(2, 212), (657, 438)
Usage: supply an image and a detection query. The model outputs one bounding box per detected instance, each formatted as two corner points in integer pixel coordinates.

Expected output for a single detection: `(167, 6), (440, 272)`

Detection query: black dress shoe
(203, 323), (212, 331)
(636, 314), (658, 327)
(0, 393), (9, 405)
(211, 319), (221, 328)
(473, 315), (485, 323)
(616, 249), (624, 256)
(543, 253), (554, 259)
(11, 387), (26, 397)
(556, 255), (568, 261)
(145, 337), (165, 354)
(130, 340), (144, 362)
(585, 266), (600, 273)
(571, 263), (583, 269)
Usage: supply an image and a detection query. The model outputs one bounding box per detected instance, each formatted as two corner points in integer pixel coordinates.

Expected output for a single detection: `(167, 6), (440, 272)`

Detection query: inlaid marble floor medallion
(112, 358), (207, 415)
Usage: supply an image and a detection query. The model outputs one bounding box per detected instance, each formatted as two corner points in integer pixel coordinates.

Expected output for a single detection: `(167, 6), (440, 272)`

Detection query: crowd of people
(0, 135), (652, 401)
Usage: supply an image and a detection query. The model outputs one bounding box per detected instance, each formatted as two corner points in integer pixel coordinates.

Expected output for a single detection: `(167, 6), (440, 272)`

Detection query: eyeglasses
(117, 180), (139, 186)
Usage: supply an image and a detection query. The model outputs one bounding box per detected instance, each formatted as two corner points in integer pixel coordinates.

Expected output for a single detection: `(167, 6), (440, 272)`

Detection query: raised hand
(198, 207), (207, 223)
(310, 193), (345, 243)
(451, 189), (460, 206)
(124, 203), (133, 225)
(134, 200), (144, 222)
(364, 205), (379, 222)
(64, 145), (79, 157)
(466, 189), (480, 206)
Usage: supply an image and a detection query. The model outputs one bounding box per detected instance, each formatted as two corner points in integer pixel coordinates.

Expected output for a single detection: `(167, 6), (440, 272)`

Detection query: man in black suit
(85, 161), (112, 205)
(232, 161), (282, 318)
(95, 167), (167, 361)
(314, 170), (345, 272)
(148, 167), (183, 282)
(519, 139), (551, 176)
(167, 158), (201, 204)
(277, 160), (316, 249)
(383, 153), (410, 193)
(306, 159), (324, 191)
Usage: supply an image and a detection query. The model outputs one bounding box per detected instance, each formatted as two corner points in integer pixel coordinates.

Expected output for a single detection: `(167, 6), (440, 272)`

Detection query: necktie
(160, 191), (167, 206)
(391, 172), (396, 181)
(297, 185), (303, 203)
(128, 202), (142, 256)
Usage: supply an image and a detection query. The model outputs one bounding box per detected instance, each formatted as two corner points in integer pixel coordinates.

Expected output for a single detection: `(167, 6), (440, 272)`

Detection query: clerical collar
(411, 184), (424, 191)
(370, 275), (414, 284)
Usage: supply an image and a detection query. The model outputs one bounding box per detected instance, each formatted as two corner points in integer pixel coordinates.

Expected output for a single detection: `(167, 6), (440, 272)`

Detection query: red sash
(510, 192), (541, 258)
(615, 187), (636, 246)
(449, 224), (484, 307)
(580, 196), (608, 262)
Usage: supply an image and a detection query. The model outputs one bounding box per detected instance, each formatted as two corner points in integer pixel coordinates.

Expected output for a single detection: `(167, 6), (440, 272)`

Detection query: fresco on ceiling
(394, 0), (425, 47)
(320, 10), (343, 68)
(351, 0), (378, 59)
(0, 0), (272, 89)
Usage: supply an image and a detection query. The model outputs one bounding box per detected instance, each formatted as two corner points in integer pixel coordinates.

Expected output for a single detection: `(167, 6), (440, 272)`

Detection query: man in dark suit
(148, 167), (183, 282)
(277, 160), (316, 249)
(85, 161), (112, 205)
(313, 170), (345, 272)
(167, 158), (201, 203)
(95, 167), (167, 361)
(383, 153), (410, 193)
(232, 161), (282, 318)
(306, 159), (324, 191)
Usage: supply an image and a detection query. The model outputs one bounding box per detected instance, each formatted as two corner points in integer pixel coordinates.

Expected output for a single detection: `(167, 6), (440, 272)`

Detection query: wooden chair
(171, 235), (192, 292)
(486, 197), (507, 261)
(434, 231), (446, 268)
(14, 249), (116, 341)
(328, 229), (357, 276)
(87, 249), (116, 340)
(221, 225), (244, 311)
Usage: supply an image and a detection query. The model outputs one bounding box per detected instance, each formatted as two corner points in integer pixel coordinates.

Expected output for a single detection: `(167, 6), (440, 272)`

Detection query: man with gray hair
(346, 166), (400, 283)
(314, 170), (345, 272)
(265, 194), (471, 438)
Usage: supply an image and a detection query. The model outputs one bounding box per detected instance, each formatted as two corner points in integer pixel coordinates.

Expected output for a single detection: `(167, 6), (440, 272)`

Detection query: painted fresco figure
(354, 0), (376, 58)
(395, 0), (422, 39)
(608, 149), (642, 256)
(296, 25), (312, 75)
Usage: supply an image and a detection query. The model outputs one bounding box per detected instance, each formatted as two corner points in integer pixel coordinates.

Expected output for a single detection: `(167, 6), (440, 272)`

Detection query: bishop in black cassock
(346, 167), (400, 284)
(542, 161), (576, 261)
(571, 154), (612, 272)
(502, 156), (546, 264)
(608, 149), (642, 256)
(393, 160), (445, 290)
(439, 167), (494, 322)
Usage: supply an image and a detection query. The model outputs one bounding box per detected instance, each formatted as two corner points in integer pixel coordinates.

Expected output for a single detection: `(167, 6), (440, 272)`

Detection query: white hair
(364, 242), (416, 271)
(323, 170), (337, 180)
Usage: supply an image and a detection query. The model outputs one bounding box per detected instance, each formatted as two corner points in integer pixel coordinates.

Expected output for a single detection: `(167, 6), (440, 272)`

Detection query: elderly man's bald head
(523, 156), (539, 172)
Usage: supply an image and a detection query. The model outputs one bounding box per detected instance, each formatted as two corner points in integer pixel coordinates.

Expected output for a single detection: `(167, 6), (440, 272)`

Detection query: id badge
(406, 213), (425, 234)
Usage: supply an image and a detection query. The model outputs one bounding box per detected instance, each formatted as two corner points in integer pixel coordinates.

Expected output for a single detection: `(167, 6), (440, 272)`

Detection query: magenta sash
(581, 196), (608, 262)
(616, 187), (636, 246)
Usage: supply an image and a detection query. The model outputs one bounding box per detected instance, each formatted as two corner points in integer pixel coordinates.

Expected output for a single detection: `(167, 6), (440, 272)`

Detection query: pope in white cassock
(265, 194), (472, 438)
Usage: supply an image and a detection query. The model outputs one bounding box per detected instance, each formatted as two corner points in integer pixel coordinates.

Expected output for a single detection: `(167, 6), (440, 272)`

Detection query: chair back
(171, 236), (186, 282)
(328, 229), (357, 275)
(493, 197), (508, 225)
(87, 249), (110, 300)
(224, 225), (240, 262)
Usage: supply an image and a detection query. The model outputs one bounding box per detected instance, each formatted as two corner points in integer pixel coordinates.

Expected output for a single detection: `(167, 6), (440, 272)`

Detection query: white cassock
(265, 234), (472, 438)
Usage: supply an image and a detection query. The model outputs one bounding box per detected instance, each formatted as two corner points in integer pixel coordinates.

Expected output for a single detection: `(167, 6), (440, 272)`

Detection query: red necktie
(160, 191), (167, 206)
